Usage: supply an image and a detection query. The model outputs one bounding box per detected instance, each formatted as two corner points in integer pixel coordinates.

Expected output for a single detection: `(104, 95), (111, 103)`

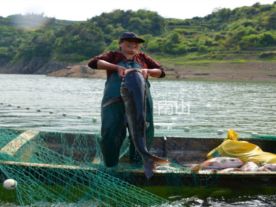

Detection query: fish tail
(143, 158), (154, 179)
(143, 155), (169, 179)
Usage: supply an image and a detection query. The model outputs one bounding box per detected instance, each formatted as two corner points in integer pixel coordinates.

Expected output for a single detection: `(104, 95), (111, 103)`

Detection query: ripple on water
(1, 75), (276, 137)
(1, 195), (275, 207)
(162, 195), (276, 207)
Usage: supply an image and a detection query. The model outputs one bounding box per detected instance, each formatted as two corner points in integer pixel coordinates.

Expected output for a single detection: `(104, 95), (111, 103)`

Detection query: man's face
(120, 40), (141, 55)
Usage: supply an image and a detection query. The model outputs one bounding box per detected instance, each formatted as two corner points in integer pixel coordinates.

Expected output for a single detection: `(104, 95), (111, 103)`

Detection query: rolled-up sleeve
(143, 54), (166, 78)
(88, 51), (115, 69)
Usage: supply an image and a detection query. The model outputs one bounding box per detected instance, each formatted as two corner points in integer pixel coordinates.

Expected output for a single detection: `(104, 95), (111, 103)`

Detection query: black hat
(119, 32), (145, 43)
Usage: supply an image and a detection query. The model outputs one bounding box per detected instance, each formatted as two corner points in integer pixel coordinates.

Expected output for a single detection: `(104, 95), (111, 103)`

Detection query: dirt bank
(165, 62), (276, 81)
(48, 61), (276, 81)
(47, 64), (106, 79)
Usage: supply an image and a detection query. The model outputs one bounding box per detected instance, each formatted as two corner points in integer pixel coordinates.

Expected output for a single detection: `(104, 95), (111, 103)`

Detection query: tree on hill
(90, 9), (165, 44)
(0, 2), (276, 73)
(54, 22), (105, 61)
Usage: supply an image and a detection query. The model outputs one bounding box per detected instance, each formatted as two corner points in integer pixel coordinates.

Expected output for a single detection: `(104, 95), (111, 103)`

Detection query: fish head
(261, 164), (276, 171)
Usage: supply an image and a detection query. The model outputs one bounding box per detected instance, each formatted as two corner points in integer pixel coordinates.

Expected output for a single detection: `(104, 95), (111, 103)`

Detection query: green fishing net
(0, 128), (167, 206)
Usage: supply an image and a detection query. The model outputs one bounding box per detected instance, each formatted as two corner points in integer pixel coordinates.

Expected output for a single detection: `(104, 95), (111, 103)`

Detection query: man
(88, 32), (165, 167)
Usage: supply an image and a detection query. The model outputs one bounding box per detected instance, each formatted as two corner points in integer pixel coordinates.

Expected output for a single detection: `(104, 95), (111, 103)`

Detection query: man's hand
(141, 69), (149, 79)
(117, 66), (127, 77)
(117, 67), (152, 79)
(120, 68), (139, 77)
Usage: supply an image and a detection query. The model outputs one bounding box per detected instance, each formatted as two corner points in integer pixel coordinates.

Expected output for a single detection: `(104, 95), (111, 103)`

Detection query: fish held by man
(120, 69), (169, 179)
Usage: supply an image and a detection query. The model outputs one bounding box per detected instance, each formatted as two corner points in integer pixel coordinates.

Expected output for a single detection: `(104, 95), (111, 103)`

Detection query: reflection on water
(1, 74), (276, 137)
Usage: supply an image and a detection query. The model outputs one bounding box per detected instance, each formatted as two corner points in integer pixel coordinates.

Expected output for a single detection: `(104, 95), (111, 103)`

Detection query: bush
(259, 51), (276, 59)
(240, 32), (276, 49)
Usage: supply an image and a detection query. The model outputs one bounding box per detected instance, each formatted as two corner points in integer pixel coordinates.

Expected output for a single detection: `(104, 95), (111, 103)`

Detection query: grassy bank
(149, 54), (276, 81)
(153, 52), (276, 65)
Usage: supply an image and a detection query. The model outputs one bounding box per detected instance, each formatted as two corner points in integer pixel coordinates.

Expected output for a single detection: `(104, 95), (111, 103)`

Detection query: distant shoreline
(47, 61), (276, 82)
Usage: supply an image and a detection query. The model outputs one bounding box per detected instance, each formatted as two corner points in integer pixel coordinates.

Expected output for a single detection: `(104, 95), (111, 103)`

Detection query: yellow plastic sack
(207, 129), (276, 164)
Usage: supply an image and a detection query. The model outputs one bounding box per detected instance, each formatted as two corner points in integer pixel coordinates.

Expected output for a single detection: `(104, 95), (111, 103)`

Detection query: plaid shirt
(88, 51), (165, 78)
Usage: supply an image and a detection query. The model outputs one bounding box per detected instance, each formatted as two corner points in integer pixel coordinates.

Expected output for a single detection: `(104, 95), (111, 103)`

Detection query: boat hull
(0, 129), (275, 191)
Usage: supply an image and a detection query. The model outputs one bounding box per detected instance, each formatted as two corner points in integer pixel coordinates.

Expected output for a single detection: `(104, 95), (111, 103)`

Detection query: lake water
(1, 74), (276, 138)
(0, 74), (276, 206)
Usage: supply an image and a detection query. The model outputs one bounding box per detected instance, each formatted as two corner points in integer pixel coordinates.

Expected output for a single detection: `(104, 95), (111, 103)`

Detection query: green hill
(0, 2), (276, 74)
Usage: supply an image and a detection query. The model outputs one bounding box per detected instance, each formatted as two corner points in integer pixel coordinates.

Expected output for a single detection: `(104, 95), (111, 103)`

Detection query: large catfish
(120, 69), (169, 179)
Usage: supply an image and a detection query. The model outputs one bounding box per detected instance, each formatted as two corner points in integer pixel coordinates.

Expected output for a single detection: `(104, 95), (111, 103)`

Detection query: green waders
(100, 60), (154, 167)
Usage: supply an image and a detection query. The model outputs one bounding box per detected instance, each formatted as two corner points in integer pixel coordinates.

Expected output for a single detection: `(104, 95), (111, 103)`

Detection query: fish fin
(150, 155), (170, 165)
(102, 97), (123, 108)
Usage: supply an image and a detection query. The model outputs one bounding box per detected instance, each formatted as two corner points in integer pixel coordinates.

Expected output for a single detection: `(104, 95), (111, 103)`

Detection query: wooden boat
(0, 128), (275, 190)
(0, 131), (276, 185)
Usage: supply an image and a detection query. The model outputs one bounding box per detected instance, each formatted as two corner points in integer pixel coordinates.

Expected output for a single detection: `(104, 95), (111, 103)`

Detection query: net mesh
(0, 128), (167, 206)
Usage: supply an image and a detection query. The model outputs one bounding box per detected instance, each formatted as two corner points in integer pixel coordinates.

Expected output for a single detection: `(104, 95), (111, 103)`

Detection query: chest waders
(100, 60), (154, 167)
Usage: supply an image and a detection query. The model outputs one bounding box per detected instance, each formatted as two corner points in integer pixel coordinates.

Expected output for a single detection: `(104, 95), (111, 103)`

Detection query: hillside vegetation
(0, 2), (275, 74)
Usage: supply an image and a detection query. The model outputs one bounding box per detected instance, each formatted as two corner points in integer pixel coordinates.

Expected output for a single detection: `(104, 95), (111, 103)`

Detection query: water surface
(0, 74), (276, 138)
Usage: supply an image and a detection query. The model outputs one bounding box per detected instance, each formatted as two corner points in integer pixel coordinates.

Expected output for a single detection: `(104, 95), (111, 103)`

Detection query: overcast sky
(1, 0), (275, 21)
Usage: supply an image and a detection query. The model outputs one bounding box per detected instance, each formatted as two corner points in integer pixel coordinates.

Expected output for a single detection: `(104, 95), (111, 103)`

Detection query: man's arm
(97, 60), (127, 77)
(88, 52), (127, 77)
(147, 69), (163, 78)
(88, 51), (116, 70)
(140, 69), (162, 79)
(141, 53), (165, 78)
(97, 59), (119, 71)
